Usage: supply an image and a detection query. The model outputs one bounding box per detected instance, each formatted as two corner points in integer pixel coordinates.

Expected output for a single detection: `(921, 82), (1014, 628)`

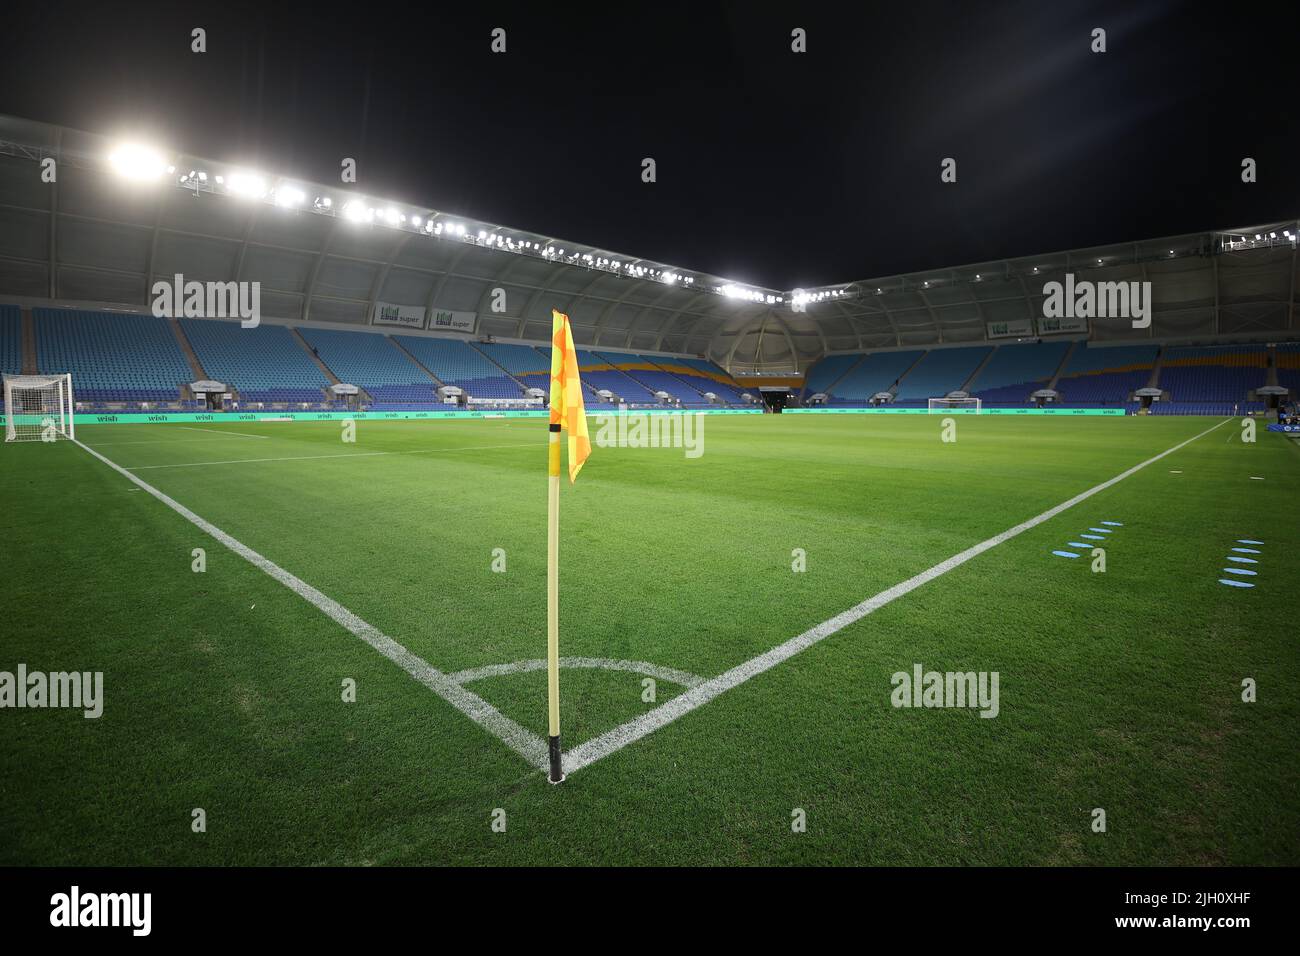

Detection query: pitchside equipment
(928, 396), (982, 414)
(545, 309), (592, 784)
(4, 374), (75, 442)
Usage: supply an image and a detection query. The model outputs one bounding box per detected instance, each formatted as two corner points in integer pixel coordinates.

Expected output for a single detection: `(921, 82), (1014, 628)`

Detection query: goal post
(927, 396), (981, 414)
(3, 374), (75, 442)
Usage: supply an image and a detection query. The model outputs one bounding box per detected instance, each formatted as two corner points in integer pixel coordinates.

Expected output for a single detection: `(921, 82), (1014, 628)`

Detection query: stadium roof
(0, 114), (1296, 372)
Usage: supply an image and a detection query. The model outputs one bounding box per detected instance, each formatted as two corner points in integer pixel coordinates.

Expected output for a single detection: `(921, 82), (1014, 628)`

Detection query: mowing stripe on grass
(125, 442), (535, 470)
(175, 426), (270, 439)
(562, 417), (1232, 776)
(72, 438), (550, 772)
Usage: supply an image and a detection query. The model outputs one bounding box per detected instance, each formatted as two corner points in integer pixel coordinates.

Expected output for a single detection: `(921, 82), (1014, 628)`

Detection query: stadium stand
(595, 352), (714, 405)
(1054, 344), (1158, 406)
(1277, 343), (1300, 397)
(820, 350), (926, 405)
(1157, 345), (1268, 404)
(654, 357), (748, 404)
(567, 350), (657, 404)
(180, 318), (330, 404)
(892, 346), (992, 405)
(298, 326), (437, 407)
(967, 341), (1072, 406)
(802, 354), (865, 400)
(34, 308), (193, 405)
(1, 304), (21, 377)
(474, 342), (552, 392)
(391, 335), (526, 401)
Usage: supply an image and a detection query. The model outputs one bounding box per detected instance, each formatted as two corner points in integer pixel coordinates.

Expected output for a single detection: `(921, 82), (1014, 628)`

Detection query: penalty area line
(72, 438), (550, 772)
(562, 417), (1233, 776)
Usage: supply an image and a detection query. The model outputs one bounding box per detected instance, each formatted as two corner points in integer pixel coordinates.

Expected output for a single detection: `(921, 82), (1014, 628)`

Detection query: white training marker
(1222, 567), (1257, 577)
(1088, 528), (1112, 534)
(1101, 521), (1123, 526)
(1231, 547), (1261, 554)
(1250, 476), (1264, 480)
(1219, 579), (1254, 588)
(1080, 534), (1105, 540)
(1170, 470), (1182, 474)
(1226, 556), (1259, 564)
(1237, 539), (1264, 545)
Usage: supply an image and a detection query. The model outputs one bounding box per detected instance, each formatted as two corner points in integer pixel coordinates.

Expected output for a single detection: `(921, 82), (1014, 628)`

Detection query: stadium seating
(566, 350), (657, 403)
(1055, 344), (1158, 406)
(967, 341), (1072, 406)
(297, 327), (437, 405)
(475, 343), (552, 391)
(802, 354), (865, 399)
(0, 304), (21, 377)
(1157, 345), (1268, 403)
(1277, 343), (1300, 396)
(822, 350), (926, 404)
(180, 318), (329, 404)
(596, 352), (715, 404)
(34, 308), (193, 404)
(391, 336), (526, 400)
(653, 357), (747, 404)
(892, 346), (992, 404)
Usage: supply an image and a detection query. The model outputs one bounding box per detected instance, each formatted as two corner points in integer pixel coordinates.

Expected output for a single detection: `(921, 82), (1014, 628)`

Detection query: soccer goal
(927, 396), (981, 414)
(4, 374), (75, 442)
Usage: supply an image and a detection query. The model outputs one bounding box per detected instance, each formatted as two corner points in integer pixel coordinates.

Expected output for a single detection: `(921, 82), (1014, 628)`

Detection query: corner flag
(545, 309), (590, 783)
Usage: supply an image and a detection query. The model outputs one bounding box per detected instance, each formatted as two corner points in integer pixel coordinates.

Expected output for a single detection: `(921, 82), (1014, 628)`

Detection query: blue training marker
(1219, 579), (1255, 588)
(1088, 528), (1112, 534)
(1052, 550), (1081, 559)
(1080, 534), (1105, 540)
(1237, 539), (1263, 545)
(1226, 556), (1258, 564)
(1101, 521), (1124, 526)
(1068, 542), (1091, 548)
(1222, 567), (1257, 577)
(1231, 547), (1261, 554)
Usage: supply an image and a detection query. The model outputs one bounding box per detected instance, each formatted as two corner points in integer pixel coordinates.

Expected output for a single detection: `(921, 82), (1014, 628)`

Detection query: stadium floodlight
(383, 208), (400, 225)
(274, 185), (307, 208)
(226, 171), (267, 199)
(108, 143), (169, 181)
(343, 200), (368, 222)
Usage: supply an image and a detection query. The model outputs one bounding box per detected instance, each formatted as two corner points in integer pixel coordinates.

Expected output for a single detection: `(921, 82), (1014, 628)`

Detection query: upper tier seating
(34, 308), (193, 403)
(567, 350), (656, 402)
(392, 336), (525, 400)
(968, 341), (1072, 406)
(475, 343), (553, 392)
(892, 346), (992, 403)
(1158, 345), (1268, 402)
(1055, 344), (1158, 406)
(298, 327), (436, 404)
(180, 318), (329, 404)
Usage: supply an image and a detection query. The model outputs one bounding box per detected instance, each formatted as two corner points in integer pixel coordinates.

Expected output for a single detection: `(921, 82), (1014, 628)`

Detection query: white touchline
(562, 417), (1234, 775)
(125, 443), (536, 470)
(73, 438), (550, 773)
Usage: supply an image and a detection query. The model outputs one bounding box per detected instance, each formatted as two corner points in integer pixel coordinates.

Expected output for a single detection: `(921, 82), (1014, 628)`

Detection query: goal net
(4, 374), (75, 442)
(927, 396), (981, 414)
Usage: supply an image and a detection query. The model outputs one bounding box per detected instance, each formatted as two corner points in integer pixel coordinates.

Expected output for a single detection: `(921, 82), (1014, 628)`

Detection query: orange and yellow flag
(549, 309), (591, 483)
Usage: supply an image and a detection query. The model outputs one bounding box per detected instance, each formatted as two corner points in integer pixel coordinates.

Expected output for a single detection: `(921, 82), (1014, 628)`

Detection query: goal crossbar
(3, 373), (75, 442)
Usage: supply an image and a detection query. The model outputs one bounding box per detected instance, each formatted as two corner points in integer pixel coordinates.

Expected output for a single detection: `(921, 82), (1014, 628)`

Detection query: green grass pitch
(1, 414), (1296, 865)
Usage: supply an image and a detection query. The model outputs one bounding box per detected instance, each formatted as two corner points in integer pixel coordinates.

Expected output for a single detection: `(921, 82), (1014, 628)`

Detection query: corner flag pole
(546, 420), (564, 783)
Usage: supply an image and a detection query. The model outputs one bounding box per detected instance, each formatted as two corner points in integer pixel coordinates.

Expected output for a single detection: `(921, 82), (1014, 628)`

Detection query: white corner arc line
(450, 657), (706, 689)
(73, 438), (549, 772)
(562, 417), (1233, 776)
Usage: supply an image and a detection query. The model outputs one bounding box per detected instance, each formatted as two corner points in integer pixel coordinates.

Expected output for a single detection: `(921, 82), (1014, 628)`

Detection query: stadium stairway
(648, 360), (713, 401)
(20, 307), (37, 374)
(958, 347), (997, 392)
(467, 341), (529, 392)
(1045, 340), (1078, 391)
(170, 319), (209, 382)
(290, 327), (344, 385)
(389, 336), (446, 386)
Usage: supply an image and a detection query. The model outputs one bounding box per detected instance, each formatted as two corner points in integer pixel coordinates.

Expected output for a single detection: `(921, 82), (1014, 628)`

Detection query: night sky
(4, 0), (1297, 289)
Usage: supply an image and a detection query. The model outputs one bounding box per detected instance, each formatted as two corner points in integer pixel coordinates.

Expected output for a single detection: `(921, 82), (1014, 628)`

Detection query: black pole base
(548, 734), (565, 784)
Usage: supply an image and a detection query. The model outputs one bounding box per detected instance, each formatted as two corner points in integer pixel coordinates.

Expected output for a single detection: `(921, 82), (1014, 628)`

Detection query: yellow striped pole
(546, 422), (565, 783)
